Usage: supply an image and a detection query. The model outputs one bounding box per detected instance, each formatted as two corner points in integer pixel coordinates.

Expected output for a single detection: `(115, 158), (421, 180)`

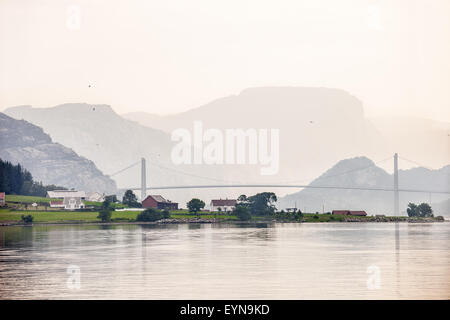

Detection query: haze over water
(0, 222), (449, 299)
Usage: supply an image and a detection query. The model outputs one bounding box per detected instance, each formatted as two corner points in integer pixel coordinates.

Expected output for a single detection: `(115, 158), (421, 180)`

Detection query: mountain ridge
(0, 112), (117, 194)
(4, 87), (449, 207)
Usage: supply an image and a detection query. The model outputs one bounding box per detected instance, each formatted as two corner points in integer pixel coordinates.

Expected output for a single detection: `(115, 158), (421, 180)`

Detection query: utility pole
(141, 158), (146, 201)
(394, 153), (399, 216)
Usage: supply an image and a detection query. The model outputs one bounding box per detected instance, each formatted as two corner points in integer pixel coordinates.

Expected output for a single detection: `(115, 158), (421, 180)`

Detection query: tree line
(0, 158), (66, 197)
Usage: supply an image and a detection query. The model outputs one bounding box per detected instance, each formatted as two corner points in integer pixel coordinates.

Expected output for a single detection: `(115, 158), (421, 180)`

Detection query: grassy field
(0, 208), (142, 223)
(0, 208), (236, 223)
(0, 209), (383, 224)
(5, 195), (128, 211)
(0, 195), (236, 223)
(5, 194), (57, 204)
(0, 196), (420, 224)
(84, 201), (126, 209)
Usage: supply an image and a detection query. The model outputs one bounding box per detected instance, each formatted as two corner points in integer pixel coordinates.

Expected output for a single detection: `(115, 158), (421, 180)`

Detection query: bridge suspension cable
(108, 160), (140, 177)
(111, 154), (449, 196)
(398, 156), (435, 170)
(122, 183), (450, 194)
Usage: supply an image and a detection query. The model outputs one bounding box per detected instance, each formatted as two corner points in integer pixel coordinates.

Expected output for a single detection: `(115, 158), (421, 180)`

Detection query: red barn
(142, 195), (178, 210)
(332, 210), (350, 215)
(0, 192), (5, 207)
(349, 210), (367, 216)
(332, 210), (367, 216)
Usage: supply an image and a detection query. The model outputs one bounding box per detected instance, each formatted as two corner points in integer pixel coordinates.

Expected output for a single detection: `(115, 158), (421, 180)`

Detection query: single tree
(21, 214), (33, 224)
(162, 208), (170, 219)
(237, 194), (248, 202)
(97, 199), (112, 222)
(122, 190), (141, 208)
(407, 203), (418, 217)
(101, 198), (111, 209)
(417, 203), (433, 217)
(187, 198), (205, 215)
(137, 208), (164, 222)
(246, 192), (277, 216)
(233, 205), (251, 221)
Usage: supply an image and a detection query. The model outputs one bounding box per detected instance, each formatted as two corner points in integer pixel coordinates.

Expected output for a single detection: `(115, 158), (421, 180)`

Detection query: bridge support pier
(141, 158), (146, 201)
(394, 153), (399, 216)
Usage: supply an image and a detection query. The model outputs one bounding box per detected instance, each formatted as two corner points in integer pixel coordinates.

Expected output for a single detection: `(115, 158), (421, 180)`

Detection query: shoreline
(0, 216), (445, 227)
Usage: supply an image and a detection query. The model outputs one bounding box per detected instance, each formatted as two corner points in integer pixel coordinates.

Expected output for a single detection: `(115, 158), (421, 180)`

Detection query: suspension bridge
(108, 154), (450, 215)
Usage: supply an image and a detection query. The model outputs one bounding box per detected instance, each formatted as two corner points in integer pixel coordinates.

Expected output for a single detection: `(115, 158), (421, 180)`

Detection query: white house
(47, 190), (86, 210)
(86, 192), (105, 202)
(210, 199), (237, 212)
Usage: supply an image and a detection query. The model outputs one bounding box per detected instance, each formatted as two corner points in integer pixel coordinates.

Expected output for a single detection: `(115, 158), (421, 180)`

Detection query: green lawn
(0, 206), (415, 224)
(0, 208), (235, 223)
(5, 194), (57, 204)
(5, 195), (128, 212)
(84, 201), (126, 209)
(0, 208), (142, 223)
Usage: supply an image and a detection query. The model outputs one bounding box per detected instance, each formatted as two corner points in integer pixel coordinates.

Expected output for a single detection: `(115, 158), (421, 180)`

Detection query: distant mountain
(124, 90), (450, 176)
(0, 112), (117, 194)
(279, 156), (450, 216)
(5, 88), (387, 204)
(4, 104), (171, 177)
(123, 112), (164, 126)
(3, 103), (244, 204)
(123, 87), (390, 180)
(4, 87), (449, 207)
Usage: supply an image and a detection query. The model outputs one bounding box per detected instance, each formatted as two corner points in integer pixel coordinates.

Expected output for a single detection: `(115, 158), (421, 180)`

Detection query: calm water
(0, 222), (449, 299)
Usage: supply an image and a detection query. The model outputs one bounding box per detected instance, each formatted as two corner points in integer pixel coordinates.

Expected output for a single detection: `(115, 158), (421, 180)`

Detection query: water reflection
(0, 222), (449, 299)
(395, 222), (400, 296)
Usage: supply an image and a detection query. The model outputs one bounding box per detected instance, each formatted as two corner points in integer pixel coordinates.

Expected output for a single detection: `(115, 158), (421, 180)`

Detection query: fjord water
(0, 222), (448, 299)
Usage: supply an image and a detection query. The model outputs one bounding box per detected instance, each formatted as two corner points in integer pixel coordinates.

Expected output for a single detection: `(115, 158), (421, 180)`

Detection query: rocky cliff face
(0, 112), (117, 194)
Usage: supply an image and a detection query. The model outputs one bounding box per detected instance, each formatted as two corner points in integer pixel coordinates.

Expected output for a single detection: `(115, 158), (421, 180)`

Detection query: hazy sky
(1, 0), (449, 121)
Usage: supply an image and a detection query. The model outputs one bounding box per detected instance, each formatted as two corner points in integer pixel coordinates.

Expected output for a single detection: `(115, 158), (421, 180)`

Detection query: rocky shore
(337, 216), (444, 223)
(0, 216), (445, 227)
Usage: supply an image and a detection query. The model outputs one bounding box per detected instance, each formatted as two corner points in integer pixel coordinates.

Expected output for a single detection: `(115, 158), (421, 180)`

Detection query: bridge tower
(141, 158), (146, 201)
(394, 153), (399, 215)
